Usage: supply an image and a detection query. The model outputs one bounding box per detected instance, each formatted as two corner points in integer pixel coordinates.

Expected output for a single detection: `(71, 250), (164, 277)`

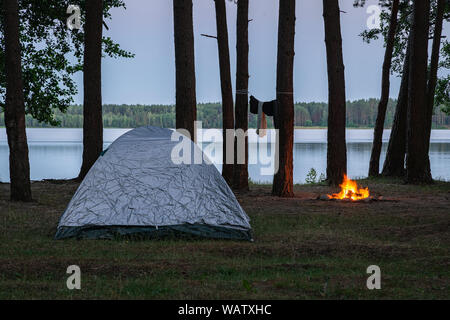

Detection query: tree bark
(272, 0), (295, 197)
(368, 0), (399, 177)
(3, 0), (32, 201)
(78, 0), (104, 180)
(214, 0), (234, 186)
(323, 0), (347, 186)
(382, 35), (411, 177)
(406, 0), (432, 184)
(424, 0), (445, 171)
(173, 0), (197, 141)
(233, 0), (249, 191)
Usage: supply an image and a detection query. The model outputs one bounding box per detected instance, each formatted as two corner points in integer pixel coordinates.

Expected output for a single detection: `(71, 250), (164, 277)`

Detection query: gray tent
(55, 126), (252, 241)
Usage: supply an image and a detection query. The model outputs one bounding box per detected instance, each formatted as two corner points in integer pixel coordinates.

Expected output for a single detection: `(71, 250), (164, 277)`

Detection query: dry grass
(0, 178), (449, 299)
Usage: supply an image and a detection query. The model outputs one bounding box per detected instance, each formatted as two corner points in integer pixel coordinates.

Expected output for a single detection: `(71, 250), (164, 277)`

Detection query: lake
(0, 128), (449, 183)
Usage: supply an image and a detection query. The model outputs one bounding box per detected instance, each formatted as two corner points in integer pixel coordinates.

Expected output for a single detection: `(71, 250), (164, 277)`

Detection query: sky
(72, 0), (450, 105)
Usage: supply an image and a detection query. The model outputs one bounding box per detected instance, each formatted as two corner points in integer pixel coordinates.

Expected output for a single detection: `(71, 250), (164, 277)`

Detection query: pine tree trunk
(382, 37), (411, 177)
(78, 0), (103, 180)
(369, 0), (399, 177)
(233, 0), (249, 191)
(406, 0), (432, 184)
(214, 0), (234, 186)
(272, 0), (295, 197)
(174, 0), (197, 141)
(323, 0), (347, 186)
(424, 0), (445, 171)
(3, 0), (32, 201)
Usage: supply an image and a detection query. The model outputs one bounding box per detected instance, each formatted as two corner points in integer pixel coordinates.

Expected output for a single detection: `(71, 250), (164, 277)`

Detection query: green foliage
(305, 168), (318, 184)
(436, 41), (450, 114)
(354, 0), (414, 74)
(305, 168), (326, 184)
(2, 99), (448, 128)
(355, 0), (450, 113)
(242, 279), (254, 293)
(435, 75), (450, 114)
(0, 0), (134, 126)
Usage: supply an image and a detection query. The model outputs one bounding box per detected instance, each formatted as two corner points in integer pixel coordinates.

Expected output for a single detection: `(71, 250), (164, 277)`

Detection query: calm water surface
(0, 128), (449, 183)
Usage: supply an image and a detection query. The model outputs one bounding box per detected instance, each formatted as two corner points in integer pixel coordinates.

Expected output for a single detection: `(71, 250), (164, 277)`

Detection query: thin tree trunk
(3, 0), (32, 201)
(369, 0), (399, 177)
(78, 0), (103, 180)
(272, 0), (295, 197)
(214, 0), (234, 186)
(406, 0), (432, 184)
(173, 0), (197, 141)
(424, 0), (445, 170)
(382, 35), (411, 177)
(233, 0), (249, 191)
(323, 0), (347, 186)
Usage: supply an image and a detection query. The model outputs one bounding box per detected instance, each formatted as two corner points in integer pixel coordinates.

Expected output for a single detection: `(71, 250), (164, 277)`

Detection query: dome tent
(55, 126), (252, 241)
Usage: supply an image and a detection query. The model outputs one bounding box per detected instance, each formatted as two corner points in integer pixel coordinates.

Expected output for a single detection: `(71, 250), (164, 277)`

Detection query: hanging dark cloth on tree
(250, 95), (279, 131)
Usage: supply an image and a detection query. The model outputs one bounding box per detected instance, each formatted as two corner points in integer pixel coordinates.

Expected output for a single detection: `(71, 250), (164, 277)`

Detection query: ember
(328, 175), (370, 201)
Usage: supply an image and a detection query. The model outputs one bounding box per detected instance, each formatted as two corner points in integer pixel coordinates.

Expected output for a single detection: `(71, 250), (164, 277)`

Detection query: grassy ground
(0, 178), (449, 299)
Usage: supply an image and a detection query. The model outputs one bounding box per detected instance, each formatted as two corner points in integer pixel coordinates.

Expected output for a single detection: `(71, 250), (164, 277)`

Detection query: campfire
(327, 174), (370, 201)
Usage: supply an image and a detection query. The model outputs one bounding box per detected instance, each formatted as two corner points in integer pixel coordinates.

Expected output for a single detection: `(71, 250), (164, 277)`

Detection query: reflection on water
(0, 141), (449, 183)
(215, 142), (450, 183)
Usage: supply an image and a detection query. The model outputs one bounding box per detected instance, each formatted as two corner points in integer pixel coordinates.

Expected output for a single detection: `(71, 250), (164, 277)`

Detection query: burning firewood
(327, 175), (370, 201)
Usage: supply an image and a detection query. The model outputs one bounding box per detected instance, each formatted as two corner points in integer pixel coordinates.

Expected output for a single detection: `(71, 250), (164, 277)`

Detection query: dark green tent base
(55, 224), (253, 241)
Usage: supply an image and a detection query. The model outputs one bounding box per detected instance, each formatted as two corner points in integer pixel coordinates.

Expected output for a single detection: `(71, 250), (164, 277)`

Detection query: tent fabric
(55, 126), (252, 241)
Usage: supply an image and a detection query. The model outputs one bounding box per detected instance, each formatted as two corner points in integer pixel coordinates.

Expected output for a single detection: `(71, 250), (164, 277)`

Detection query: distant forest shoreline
(2, 99), (449, 129)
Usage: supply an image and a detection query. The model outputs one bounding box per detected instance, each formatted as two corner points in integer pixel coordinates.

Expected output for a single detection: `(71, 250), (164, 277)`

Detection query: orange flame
(328, 174), (370, 201)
